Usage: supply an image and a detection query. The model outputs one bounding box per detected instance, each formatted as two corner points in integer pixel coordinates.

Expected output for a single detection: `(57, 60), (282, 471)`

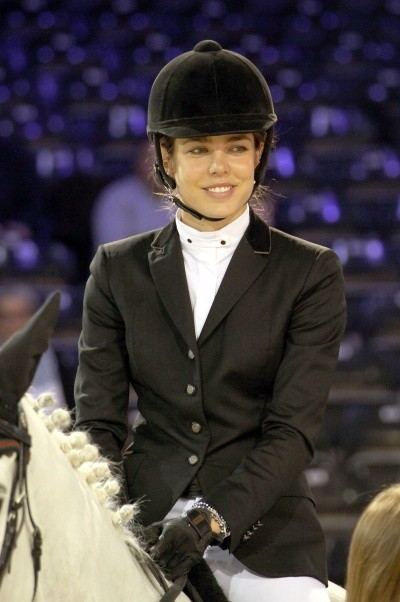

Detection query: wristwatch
(185, 508), (226, 543)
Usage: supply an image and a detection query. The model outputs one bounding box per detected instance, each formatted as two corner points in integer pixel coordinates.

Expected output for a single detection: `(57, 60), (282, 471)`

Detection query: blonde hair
(345, 484), (400, 602)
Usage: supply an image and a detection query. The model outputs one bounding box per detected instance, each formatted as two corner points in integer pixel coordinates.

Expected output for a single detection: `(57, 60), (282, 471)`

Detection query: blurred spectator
(91, 138), (171, 250)
(345, 483), (400, 602)
(0, 282), (70, 409)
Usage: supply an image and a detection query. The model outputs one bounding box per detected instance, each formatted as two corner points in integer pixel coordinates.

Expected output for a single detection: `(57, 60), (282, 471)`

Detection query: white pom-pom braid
(77, 461), (111, 483)
(93, 479), (121, 504)
(69, 431), (90, 448)
(25, 394), (150, 566)
(67, 444), (100, 468)
(37, 393), (55, 409)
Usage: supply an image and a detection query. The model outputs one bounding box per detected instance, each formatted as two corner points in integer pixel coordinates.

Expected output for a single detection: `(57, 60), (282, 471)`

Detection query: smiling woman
(74, 39), (347, 602)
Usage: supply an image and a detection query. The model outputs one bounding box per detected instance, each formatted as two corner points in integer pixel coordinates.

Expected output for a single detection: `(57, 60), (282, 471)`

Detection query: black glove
(150, 509), (216, 581)
(141, 521), (164, 552)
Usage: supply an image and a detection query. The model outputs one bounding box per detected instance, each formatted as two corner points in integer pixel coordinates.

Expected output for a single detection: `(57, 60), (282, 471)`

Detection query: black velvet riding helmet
(147, 40), (277, 192)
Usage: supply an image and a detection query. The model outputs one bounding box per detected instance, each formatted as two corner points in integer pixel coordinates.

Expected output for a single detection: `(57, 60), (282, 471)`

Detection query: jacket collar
(151, 208), (272, 255)
(149, 209), (271, 348)
(245, 208), (271, 254)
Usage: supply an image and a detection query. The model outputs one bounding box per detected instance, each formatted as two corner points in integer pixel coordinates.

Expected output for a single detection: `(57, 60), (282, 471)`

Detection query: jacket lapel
(198, 212), (271, 346)
(148, 221), (197, 350)
(148, 212), (271, 349)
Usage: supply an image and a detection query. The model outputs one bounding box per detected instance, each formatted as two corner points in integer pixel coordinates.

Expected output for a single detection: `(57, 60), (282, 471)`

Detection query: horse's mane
(24, 392), (152, 569)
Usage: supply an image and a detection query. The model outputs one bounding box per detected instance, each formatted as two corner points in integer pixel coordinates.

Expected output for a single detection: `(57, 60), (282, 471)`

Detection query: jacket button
(188, 349), (195, 359)
(186, 384), (196, 396)
(191, 422), (202, 433)
(188, 454), (199, 465)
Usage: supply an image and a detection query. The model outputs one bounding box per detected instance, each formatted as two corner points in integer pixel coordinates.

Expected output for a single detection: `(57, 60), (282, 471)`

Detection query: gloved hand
(148, 509), (215, 581)
(141, 521), (164, 552)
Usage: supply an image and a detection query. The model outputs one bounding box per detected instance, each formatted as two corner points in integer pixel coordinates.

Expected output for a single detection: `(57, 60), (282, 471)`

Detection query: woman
(75, 40), (347, 601)
(346, 484), (400, 602)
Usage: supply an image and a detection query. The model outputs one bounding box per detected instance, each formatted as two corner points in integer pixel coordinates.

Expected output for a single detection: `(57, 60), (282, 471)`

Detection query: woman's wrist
(188, 500), (230, 541)
(210, 517), (221, 535)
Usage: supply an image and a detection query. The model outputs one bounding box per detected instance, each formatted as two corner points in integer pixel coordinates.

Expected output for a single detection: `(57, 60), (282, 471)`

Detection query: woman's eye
(187, 146), (207, 154)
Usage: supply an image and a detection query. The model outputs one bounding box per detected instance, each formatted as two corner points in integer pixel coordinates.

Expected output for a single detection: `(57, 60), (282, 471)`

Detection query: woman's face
(163, 133), (263, 231)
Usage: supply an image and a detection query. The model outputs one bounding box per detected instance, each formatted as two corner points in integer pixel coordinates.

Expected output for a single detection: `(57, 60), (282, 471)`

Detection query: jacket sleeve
(74, 246), (130, 464)
(204, 248), (347, 550)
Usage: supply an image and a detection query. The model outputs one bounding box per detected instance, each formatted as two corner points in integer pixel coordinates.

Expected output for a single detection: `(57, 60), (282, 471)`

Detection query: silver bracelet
(189, 500), (231, 540)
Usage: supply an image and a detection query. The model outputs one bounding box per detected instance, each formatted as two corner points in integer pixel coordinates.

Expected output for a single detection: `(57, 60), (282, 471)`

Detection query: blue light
(8, 47), (27, 72)
(320, 11), (339, 30)
(365, 239), (385, 262)
(47, 115), (65, 134)
(37, 45), (55, 63)
(67, 46), (86, 65)
(0, 120), (14, 137)
(129, 12), (149, 31)
(37, 10), (56, 29)
(69, 81), (87, 100)
(322, 200), (341, 223)
(23, 122), (42, 140)
(299, 82), (317, 101)
(37, 74), (59, 101)
(333, 46), (352, 64)
(6, 10), (25, 28)
(383, 156), (400, 178)
(274, 147), (295, 178)
(100, 82), (119, 101)
(260, 46), (280, 65)
(13, 78), (30, 96)
(132, 47), (151, 65)
(368, 83), (387, 103)
(269, 84), (285, 104)
(0, 85), (11, 103)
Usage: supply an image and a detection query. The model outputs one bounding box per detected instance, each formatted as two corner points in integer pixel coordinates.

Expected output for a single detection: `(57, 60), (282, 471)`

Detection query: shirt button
(188, 454), (199, 465)
(188, 349), (195, 360)
(186, 384), (196, 396)
(191, 422), (202, 434)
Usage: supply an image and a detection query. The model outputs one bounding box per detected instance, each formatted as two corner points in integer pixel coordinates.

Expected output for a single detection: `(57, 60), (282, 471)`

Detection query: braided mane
(25, 392), (151, 567)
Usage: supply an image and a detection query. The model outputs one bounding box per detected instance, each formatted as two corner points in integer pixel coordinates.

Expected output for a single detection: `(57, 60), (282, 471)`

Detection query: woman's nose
(209, 150), (229, 174)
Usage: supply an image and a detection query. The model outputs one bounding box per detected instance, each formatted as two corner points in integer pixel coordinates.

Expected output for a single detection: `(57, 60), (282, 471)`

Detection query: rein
(0, 413), (42, 601)
(158, 575), (189, 602)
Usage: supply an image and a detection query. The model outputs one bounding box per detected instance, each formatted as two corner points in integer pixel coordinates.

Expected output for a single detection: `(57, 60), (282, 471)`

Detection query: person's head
(0, 282), (40, 344)
(345, 484), (400, 602)
(147, 40), (277, 229)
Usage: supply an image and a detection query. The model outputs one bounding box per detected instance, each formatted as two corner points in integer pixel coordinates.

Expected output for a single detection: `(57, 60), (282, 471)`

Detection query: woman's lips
(204, 185), (233, 193)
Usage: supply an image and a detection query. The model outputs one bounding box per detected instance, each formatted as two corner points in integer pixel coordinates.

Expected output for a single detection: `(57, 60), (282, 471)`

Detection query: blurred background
(1, 0), (400, 586)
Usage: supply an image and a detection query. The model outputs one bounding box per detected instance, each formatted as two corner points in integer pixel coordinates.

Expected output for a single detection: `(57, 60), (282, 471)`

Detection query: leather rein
(0, 413), (42, 601)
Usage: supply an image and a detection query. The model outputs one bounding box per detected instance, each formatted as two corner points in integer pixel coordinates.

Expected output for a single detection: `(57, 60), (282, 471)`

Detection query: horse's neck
(0, 397), (189, 602)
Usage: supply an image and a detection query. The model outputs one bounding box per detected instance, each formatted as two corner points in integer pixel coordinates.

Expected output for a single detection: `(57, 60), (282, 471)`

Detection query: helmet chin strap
(171, 194), (226, 222)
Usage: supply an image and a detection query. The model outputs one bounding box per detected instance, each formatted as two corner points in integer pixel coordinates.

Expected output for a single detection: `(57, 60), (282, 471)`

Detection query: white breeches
(166, 499), (330, 602)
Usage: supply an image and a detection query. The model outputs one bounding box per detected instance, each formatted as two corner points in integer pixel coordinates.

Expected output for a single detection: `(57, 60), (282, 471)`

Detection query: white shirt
(175, 206), (250, 338)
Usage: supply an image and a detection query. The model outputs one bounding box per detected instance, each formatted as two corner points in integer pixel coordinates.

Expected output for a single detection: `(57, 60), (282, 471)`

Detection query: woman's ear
(161, 149), (174, 176)
(256, 142), (264, 165)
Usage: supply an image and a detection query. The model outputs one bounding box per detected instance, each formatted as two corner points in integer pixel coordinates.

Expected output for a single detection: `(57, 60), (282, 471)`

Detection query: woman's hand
(147, 510), (215, 581)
